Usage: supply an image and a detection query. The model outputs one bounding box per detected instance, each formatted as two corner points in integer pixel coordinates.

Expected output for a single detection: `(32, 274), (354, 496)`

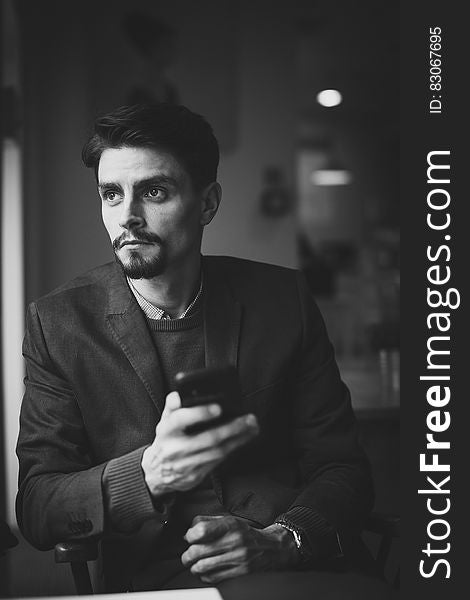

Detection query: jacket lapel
(203, 258), (242, 370)
(105, 265), (166, 415)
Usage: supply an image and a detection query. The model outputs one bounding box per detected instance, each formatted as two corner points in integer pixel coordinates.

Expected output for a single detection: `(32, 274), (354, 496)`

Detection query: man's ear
(200, 182), (222, 226)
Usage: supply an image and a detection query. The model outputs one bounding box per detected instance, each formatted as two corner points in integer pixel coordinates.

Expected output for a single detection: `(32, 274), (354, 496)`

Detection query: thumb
(163, 390), (182, 415)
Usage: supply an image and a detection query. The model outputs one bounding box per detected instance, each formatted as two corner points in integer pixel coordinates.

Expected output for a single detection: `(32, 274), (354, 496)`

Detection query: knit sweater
(145, 310), (205, 393)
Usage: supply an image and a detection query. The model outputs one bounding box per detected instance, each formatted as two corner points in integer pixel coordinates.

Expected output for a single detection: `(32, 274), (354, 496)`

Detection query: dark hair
(82, 103), (219, 191)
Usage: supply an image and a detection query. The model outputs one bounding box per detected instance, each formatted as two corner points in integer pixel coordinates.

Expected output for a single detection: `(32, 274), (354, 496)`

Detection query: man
(16, 104), (388, 596)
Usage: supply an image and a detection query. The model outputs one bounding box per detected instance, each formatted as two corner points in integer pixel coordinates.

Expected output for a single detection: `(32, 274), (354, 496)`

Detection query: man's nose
(118, 198), (145, 231)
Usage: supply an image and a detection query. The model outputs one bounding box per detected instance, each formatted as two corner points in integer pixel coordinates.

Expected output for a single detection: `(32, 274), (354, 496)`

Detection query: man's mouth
(120, 240), (154, 248)
(113, 232), (162, 252)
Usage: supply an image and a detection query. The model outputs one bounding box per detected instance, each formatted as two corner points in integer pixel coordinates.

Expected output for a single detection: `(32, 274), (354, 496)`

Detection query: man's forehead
(97, 146), (185, 183)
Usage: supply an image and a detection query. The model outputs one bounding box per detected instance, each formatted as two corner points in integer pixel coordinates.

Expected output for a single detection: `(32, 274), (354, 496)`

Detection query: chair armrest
(54, 540), (99, 564)
(55, 540), (98, 594)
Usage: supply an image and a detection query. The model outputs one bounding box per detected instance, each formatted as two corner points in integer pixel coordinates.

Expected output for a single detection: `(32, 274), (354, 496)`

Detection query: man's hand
(142, 392), (259, 497)
(180, 515), (301, 583)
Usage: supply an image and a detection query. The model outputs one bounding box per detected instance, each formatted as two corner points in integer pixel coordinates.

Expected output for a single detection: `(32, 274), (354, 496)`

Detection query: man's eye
(144, 187), (166, 200)
(103, 191), (121, 203)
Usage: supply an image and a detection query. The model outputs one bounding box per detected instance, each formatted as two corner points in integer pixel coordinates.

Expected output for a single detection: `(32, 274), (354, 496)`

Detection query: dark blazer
(16, 256), (373, 589)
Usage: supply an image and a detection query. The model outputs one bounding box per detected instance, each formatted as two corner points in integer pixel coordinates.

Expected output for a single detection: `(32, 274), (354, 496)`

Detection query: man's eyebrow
(98, 181), (122, 191)
(134, 176), (178, 189)
(97, 176), (178, 190)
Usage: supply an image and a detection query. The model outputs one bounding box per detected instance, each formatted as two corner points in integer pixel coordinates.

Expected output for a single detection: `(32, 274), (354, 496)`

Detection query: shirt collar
(127, 272), (203, 320)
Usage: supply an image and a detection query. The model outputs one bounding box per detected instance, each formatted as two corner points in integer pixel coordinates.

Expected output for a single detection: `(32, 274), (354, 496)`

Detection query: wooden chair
(55, 540), (98, 595)
(55, 512), (400, 595)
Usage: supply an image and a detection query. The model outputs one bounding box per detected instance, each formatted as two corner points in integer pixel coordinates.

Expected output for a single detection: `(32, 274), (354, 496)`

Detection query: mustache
(112, 231), (163, 251)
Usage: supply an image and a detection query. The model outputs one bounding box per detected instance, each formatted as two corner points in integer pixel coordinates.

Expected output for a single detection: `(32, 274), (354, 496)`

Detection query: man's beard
(112, 231), (167, 279)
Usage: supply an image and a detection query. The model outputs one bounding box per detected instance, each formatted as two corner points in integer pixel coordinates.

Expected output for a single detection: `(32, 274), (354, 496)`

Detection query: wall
(202, 1), (298, 267)
(20, 1), (109, 302)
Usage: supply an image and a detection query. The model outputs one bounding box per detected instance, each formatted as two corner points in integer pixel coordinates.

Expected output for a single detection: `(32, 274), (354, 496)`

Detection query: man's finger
(172, 404), (222, 430)
(190, 548), (248, 576)
(181, 535), (235, 567)
(219, 429), (258, 456)
(184, 515), (235, 543)
(189, 414), (258, 451)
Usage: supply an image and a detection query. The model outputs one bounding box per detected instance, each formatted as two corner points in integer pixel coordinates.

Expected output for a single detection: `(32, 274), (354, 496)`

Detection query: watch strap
(275, 518), (312, 563)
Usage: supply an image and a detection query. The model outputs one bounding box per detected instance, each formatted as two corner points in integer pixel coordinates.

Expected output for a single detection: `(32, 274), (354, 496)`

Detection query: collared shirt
(127, 274), (203, 320)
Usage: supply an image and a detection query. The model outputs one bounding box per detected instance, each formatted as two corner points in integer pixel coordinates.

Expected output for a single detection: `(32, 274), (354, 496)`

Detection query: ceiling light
(316, 89), (342, 107)
(311, 168), (352, 186)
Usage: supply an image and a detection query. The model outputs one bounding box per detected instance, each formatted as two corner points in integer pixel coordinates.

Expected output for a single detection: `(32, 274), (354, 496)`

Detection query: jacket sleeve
(16, 302), (162, 550)
(276, 272), (374, 559)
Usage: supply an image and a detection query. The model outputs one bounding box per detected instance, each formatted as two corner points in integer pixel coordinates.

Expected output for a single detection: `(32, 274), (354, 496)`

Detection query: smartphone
(173, 365), (244, 433)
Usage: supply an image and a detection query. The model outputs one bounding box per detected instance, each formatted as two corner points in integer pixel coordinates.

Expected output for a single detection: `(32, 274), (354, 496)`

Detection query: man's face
(98, 146), (206, 279)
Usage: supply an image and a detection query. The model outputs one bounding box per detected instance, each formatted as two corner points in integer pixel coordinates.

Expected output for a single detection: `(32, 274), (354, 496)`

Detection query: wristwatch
(275, 519), (313, 564)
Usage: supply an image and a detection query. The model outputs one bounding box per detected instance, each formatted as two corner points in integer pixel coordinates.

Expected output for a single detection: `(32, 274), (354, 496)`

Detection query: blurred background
(1, 0), (399, 595)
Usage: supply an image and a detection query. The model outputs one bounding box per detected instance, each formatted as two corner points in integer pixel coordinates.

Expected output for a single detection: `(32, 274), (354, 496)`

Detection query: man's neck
(129, 255), (202, 319)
